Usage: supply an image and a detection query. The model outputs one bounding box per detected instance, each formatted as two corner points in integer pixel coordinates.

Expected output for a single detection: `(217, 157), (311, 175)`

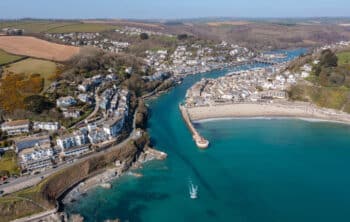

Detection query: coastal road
(0, 105), (139, 195)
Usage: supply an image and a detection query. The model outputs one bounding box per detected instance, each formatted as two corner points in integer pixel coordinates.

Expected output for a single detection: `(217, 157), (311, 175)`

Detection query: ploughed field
(0, 36), (79, 62)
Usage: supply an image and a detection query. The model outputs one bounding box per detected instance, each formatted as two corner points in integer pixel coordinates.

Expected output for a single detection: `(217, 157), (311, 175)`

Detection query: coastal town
(0, 27), (348, 192)
(0, 27), (262, 187)
(185, 40), (350, 108)
(185, 66), (292, 107)
(44, 29), (257, 77)
(0, 22), (270, 193)
(0, 76), (132, 175)
(1, 14), (350, 222)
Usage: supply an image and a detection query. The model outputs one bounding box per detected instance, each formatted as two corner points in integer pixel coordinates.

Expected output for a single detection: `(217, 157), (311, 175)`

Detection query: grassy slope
(0, 151), (20, 176)
(0, 50), (23, 65)
(337, 51), (350, 66)
(4, 58), (58, 90)
(290, 51), (350, 113)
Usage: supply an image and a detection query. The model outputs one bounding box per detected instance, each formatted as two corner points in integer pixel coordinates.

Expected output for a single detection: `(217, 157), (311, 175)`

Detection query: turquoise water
(64, 49), (350, 221)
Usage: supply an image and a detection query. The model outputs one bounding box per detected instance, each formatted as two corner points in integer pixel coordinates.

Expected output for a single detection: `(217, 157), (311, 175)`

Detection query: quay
(179, 104), (209, 149)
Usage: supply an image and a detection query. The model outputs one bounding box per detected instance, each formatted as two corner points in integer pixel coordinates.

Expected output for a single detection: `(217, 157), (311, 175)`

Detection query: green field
(337, 51), (350, 66)
(0, 50), (23, 65)
(4, 58), (59, 90)
(0, 20), (118, 33)
(0, 150), (20, 176)
(47, 23), (119, 33)
(0, 21), (76, 33)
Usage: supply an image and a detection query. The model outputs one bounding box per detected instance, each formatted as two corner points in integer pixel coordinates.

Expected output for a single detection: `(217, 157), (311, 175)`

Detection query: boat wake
(189, 179), (199, 199)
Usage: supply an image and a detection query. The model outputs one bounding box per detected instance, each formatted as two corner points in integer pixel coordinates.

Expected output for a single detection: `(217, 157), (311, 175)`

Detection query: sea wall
(179, 104), (209, 149)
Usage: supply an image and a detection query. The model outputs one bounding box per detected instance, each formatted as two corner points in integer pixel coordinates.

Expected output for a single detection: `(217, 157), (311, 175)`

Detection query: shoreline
(186, 102), (350, 126)
(194, 116), (350, 126)
(61, 147), (167, 207)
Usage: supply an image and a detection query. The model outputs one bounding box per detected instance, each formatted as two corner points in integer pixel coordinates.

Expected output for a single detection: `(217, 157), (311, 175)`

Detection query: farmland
(47, 23), (119, 33)
(0, 21), (75, 33)
(5, 58), (58, 77)
(0, 36), (79, 61)
(0, 50), (23, 65)
(0, 20), (119, 34)
(207, 21), (252, 26)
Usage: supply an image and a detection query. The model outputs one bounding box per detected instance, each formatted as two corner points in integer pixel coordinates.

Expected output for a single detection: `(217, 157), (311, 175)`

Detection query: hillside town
(45, 32), (130, 53)
(0, 24), (263, 192)
(114, 26), (174, 37)
(44, 27), (257, 77)
(185, 65), (299, 107)
(0, 72), (131, 174)
(145, 42), (256, 76)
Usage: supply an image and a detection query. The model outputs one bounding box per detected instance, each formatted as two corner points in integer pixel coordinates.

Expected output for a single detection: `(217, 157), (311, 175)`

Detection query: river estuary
(66, 49), (350, 222)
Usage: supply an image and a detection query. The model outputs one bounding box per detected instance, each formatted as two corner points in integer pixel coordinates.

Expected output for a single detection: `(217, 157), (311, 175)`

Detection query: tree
(24, 95), (53, 114)
(177, 34), (188, 40)
(140, 33), (149, 40)
(320, 49), (338, 68)
(313, 64), (322, 76)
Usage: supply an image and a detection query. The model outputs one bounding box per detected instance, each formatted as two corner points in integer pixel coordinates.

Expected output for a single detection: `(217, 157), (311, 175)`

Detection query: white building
(88, 128), (109, 144)
(63, 110), (81, 119)
(1, 120), (30, 136)
(78, 93), (93, 104)
(56, 130), (89, 150)
(56, 96), (76, 108)
(103, 117), (124, 138)
(14, 134), (51, 153)
(62, 144), (90, 157)
(20, 145), (54, 171)
(33, 122), (60, 131)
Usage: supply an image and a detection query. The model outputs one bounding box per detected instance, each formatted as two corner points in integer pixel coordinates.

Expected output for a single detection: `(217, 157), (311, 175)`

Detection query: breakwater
(179, 104), (209, 149)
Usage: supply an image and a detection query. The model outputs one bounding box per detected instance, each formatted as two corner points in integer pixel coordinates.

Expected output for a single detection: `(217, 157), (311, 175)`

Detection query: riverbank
(186, 101), (350, 125)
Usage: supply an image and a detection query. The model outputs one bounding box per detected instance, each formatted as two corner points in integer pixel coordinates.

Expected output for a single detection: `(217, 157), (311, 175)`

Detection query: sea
(65, 48), (350, 222)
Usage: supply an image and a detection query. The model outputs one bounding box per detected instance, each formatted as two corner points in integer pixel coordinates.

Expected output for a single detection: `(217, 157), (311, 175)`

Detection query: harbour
(64, 49), (347, 222)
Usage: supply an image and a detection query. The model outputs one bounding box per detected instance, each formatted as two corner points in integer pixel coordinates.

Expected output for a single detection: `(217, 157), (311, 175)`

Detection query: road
(72, 86), (101, 129)
(0, 104), (139, 195)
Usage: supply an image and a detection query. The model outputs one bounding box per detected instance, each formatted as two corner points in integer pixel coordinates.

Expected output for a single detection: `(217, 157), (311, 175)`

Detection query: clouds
(0, 0), (349, 19)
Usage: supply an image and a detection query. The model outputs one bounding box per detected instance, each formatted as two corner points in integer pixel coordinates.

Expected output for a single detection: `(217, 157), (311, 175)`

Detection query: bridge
(252, 58), (279, 65)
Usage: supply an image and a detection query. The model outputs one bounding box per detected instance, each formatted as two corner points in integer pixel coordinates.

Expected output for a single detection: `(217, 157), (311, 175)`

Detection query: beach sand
(186, 102), (350, 124)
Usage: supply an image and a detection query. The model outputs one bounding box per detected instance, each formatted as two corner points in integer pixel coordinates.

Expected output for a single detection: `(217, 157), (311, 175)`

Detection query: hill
(0, 36), (79, 62)
(2, 18), (350, 50)
(289, 49), (350, 113)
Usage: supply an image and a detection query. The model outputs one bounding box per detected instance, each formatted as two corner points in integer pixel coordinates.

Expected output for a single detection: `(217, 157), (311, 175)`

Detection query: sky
(0, 0), (349, 19)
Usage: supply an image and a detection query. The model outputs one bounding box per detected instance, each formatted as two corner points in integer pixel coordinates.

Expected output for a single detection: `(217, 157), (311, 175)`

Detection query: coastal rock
(70, 214), (84, 222)
(104, 219), (120, 222)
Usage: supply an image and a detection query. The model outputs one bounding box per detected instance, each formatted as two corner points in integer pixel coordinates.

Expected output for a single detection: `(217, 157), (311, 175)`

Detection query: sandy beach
(186, 102), (350, 124)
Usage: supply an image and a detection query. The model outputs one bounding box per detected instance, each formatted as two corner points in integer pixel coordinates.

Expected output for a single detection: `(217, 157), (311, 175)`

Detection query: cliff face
(41, 135), (149, 203)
